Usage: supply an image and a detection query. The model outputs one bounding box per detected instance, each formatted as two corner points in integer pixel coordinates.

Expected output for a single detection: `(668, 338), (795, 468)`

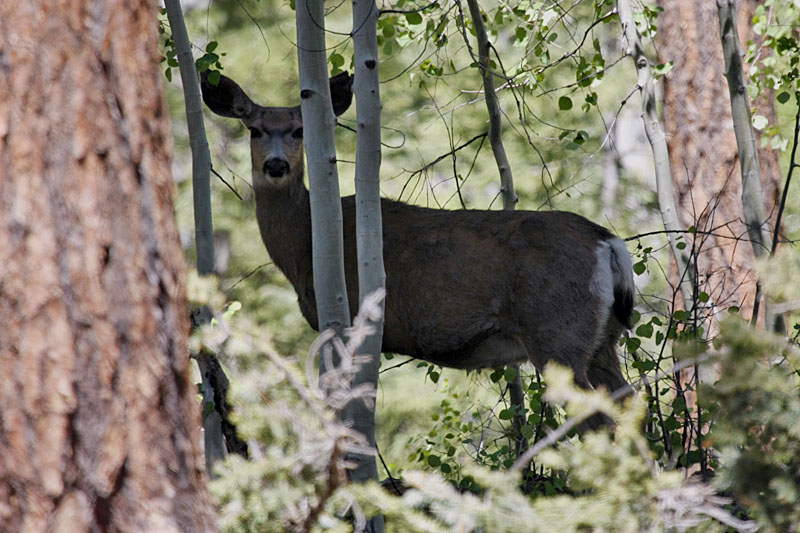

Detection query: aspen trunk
(347, 0), (386, 501)
(296, 0), (352, 348)
(0, 1), (216, 530)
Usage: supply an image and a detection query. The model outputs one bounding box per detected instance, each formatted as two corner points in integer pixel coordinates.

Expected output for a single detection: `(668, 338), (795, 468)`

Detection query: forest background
(168, 0), (800, 530)
(2, 0), (800, 531)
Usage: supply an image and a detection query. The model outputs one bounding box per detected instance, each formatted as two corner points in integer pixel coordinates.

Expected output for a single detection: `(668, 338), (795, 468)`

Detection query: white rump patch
(608, 237), (635, 298)
(590, 241), (615, 344)
(590, 241), (615, 309)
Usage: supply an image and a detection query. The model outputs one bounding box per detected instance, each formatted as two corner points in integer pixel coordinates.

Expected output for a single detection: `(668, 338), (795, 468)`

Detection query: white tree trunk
(296, 0), (351, 359)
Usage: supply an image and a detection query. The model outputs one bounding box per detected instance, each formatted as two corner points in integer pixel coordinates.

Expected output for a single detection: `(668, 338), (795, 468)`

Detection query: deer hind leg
(586, 319), (629, 397)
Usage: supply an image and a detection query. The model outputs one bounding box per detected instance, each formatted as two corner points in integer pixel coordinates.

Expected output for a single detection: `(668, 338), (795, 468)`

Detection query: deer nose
(264, 158), (290, 178)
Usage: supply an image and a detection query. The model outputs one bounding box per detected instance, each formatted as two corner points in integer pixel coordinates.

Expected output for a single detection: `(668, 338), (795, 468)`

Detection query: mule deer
(201, 71), (634, 396)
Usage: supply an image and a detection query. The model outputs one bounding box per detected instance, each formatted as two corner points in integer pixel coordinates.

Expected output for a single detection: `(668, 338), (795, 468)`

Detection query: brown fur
(201, 71), (633, 395)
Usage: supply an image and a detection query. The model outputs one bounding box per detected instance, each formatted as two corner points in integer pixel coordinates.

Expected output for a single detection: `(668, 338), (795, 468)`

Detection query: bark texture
(0, 1), (216, 531)
(347, 0), (386, 495)
(656, 0), (781, 322)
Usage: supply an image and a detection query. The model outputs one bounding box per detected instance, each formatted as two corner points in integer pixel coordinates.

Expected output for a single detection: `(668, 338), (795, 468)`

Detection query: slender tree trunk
(164, 0), (231, 478)
(464, 0), (528, 456)
(716, 0), (773, 326)
(617, 0), (695, 310)
(0, 1), (216, 531)
(346, 0), (386, 503)
(164, 0), (214, 276)
(296, 0), (351, 353)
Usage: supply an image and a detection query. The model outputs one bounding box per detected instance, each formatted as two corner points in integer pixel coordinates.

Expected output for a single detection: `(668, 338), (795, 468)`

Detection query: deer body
(202, 72), (634, 393)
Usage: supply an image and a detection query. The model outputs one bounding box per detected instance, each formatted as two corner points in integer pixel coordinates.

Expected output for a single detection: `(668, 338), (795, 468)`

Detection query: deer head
(200, 71), (353, 189)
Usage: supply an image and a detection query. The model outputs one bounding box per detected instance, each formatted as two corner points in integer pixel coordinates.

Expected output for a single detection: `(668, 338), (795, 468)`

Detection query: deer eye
(249, 127), (263, 138)
(291, 127), (303, 139)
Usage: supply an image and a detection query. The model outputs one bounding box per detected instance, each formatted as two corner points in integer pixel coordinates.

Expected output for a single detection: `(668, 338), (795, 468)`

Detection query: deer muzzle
(263, 158), (290, 178)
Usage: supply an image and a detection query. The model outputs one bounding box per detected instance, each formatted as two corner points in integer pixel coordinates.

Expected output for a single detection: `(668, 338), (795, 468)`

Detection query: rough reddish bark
(656, 0), (781, 323)
(0, 1), (216, 531)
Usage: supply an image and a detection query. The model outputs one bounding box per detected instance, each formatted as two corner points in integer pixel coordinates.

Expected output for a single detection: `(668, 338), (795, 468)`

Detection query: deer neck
(253, 169), (312, 287)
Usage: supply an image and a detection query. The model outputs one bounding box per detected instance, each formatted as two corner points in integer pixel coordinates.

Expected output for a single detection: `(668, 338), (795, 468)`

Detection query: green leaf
(503, 367), (518, 382)
(632, 359), (656, 371)
(663, 416), (681, 431)
(672, 396), (687, 414)
(208, 70), (221, 86)
(521, 424), (534, 439)
(429, 370), (440, 383)
(625, 337), (642, 353)
(406, 11), (423, 25)
(499, 408), (514, 420)
(652, 61), (674, 76)
(165, 68), (172, 82)
(698, 291), (710, 303)
(633, 261), (647, 275)
(777, 91), (791, 104)
(206, 41), (218, 53)
(329, 52), (345, 68)
(427, 454), (441, 467)
(558, 96), (573, 110)
(635, 323), (653, 338)
(673, 310), (691, 321)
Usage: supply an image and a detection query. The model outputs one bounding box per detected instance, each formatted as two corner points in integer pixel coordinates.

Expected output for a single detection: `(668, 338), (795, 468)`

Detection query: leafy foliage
(199, 286), (769, 531)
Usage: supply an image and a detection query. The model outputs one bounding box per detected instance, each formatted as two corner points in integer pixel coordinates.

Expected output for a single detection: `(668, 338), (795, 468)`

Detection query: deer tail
(608, 237), (634, 329)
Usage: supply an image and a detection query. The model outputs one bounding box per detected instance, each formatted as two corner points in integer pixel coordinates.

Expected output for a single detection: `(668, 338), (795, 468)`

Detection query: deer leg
(587, 322), (629, 397)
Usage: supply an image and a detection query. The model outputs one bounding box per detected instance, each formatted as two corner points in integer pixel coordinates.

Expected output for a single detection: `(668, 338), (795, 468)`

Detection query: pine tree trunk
(0, 1), (217, 530)
(656, 0), (781, 323)
(656, 1), (783, 450)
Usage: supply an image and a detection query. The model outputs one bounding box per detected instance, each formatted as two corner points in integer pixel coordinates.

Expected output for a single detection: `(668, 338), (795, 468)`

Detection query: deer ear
(329, 72), (353, 117)
(200, 71), (255, 121)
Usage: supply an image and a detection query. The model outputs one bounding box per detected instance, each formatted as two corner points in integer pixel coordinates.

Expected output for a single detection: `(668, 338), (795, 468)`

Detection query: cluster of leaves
(158, 8), (225, 84)
(702, 319), (800, 531)
(748, 0), (800, 99)
(203, 288), (771, 532)
(196, 41), (226, 85)
(747, 0), (800, 148)
(404, 365), (567, 495)
(190, 260), (800, 533)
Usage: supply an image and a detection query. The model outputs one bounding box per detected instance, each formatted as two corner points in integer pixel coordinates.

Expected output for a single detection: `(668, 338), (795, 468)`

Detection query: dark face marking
(246, 106), (304, 188)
